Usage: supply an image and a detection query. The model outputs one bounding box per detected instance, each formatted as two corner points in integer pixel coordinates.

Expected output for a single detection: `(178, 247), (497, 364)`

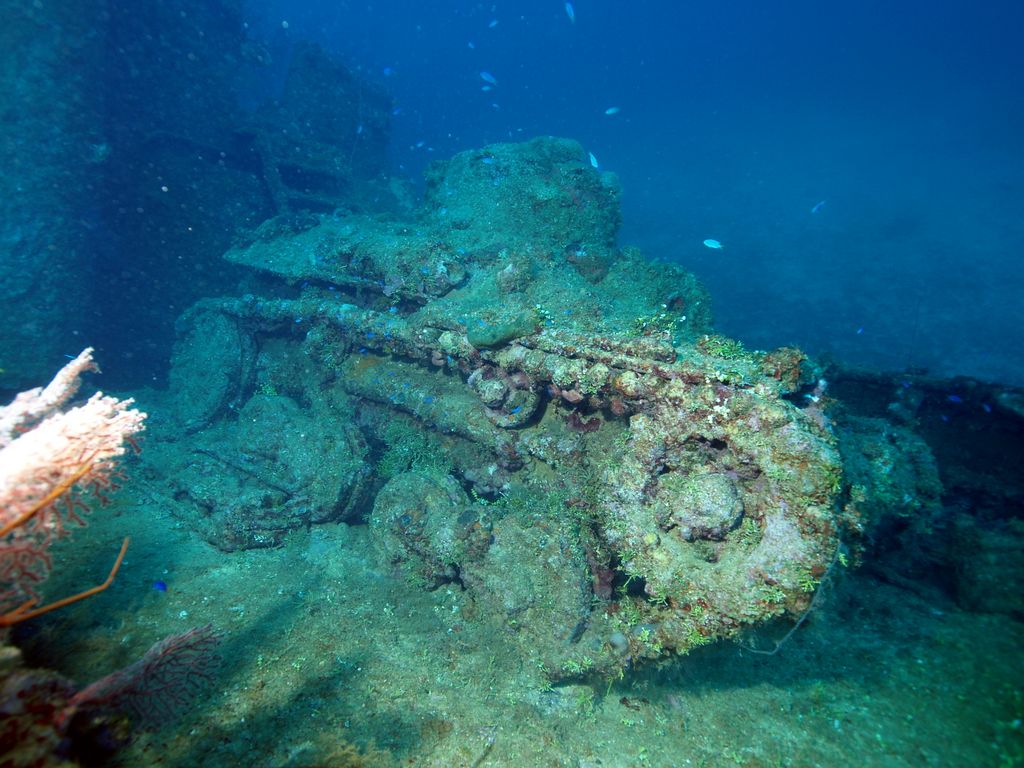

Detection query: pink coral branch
(0, 350), (146, 621)
(0, 348), (99, 447)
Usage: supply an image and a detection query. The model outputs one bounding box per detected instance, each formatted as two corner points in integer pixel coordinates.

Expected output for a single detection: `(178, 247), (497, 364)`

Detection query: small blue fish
(604, 106), (620, 115)
(153, 580), (168, 593)
(480, 71), (498, 86)
(565, 2), (575, 23)
(488, 19), (498, 28)
(702, 239), (723, 250)
(947, 394), (963, 404)
(589, 151), (599, 169)
(811, 200), (826, 214)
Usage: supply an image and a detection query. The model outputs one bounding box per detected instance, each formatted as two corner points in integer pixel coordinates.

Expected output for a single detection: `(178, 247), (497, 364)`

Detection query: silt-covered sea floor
(18, 447), (1024, 768)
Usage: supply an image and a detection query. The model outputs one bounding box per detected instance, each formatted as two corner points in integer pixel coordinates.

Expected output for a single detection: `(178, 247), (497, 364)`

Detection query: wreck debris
(158, 136), (936, 677)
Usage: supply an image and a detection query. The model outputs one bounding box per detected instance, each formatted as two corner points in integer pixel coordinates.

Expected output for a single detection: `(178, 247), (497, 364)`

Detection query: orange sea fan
(0, 349), (146, 626)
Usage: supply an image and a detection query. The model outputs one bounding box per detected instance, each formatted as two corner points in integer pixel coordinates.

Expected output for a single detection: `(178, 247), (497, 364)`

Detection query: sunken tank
(155, 136), (935, 679)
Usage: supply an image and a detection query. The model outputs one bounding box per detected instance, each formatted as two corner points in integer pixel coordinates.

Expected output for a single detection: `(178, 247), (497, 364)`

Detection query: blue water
(245, 0), (1024, 383)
